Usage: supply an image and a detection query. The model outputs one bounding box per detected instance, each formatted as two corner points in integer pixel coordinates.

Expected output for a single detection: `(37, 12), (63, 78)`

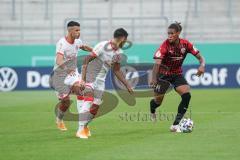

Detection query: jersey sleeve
(56, 40), (65, 55)
(153, 42), (167, 59)
(187, 41), (199, 56)
(91, 42), (104, 57)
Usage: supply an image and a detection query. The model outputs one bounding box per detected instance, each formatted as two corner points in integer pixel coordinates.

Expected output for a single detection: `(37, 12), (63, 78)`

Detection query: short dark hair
(67, 21), (80, 27)
(113, 28), (128, 38)
(168, 22), (182, 32)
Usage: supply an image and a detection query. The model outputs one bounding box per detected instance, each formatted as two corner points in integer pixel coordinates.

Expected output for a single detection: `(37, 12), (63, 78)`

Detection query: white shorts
(64, 70), (81, 86)
(55, 69), (81, 100)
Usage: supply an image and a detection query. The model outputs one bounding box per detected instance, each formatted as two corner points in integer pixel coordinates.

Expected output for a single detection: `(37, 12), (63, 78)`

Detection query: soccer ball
(179, 118), (194, 133)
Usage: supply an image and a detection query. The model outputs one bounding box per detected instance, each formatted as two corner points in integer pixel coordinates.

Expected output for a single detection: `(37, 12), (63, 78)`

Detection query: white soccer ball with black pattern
(179, 118), (194, 133)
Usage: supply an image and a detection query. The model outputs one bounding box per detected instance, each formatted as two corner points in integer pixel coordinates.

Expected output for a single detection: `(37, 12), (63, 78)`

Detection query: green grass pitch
(0, 89), (240, 160)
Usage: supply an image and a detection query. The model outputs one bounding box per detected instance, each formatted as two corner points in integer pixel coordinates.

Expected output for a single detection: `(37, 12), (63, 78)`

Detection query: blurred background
(0, 0), (240, 91)
(1, 0), (240, 44)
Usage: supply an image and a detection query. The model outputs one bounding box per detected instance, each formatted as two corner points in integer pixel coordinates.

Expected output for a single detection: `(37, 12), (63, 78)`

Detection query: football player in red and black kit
(150, 22), (205, 132)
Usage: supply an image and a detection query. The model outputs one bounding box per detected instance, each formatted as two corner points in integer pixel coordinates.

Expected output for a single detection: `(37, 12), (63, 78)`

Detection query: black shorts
(154, 74), (188, 94)
(159, 74), (188, 88)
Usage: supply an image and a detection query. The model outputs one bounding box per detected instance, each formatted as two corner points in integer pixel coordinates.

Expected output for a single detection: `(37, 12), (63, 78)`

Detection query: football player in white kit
(76, 28), (134, 139)
(52, 21), (92, 131)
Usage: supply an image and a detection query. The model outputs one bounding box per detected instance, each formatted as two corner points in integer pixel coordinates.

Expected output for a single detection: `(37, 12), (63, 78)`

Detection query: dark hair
(168, 22), (182, 32)
(113, 28), (128, 38)
(67, 21), (80, 27)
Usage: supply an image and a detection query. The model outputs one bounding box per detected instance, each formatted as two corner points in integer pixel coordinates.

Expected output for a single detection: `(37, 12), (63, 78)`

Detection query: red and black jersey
(153, 38), (199, 75)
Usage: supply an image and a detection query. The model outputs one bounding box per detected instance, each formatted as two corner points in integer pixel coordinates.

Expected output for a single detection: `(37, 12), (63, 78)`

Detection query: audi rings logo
(236, 68), (240, 86)
(0, 67), (18, 91)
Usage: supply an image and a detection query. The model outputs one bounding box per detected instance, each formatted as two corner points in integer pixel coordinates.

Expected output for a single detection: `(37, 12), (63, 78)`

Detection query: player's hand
(67, 69), (76, 76)
(149, 80), (157, 88)
(196, 65), (205, 77)
(126, 86), (134, 95)
(79, 80), (85, 91)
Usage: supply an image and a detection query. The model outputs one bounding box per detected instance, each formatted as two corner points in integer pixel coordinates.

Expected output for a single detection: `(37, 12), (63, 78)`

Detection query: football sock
(150, 99), (160, 114)
(173, 92), (191, 125)
(78, 125), (85, 132)
(57, 99), (70, 120)
(78, 96), (94, 130)
(76, 95), (84, 114)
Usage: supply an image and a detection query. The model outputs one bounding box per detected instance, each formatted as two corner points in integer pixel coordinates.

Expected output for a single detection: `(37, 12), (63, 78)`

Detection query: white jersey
(54, 37), (83, 70)
(86, 40), (122, 83)
(50, 37), (84, 99)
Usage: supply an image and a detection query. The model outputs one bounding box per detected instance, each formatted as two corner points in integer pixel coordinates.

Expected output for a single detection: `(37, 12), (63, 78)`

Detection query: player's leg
(76, 85), (94, 139)
(77, 80), (104, 138)
(56, 96), (71, 131)
(170, 75), (191, 132)
(76, 95), (84, 135)
(64, 69), (85, 95)
(71, 82), (84, 114)
(64, 72), (85, 122)
(76, 73), (84, 114)
(76, 95), (84, 118)
(174, 84), (191, 124)
(76, 97), (101, 138)
(150, 93), (165, 121)
(150, 74), (171, 121)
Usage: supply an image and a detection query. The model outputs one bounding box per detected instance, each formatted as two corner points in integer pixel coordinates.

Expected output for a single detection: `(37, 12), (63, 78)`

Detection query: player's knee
(72, 85), (80, 95)
(84, 86), (94, 97)
(90, 104), (99, 116)
(84, 91), (94, 98)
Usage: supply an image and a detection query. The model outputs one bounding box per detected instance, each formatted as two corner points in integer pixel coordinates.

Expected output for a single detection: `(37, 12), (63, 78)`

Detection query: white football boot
(170, 125), (182, 133)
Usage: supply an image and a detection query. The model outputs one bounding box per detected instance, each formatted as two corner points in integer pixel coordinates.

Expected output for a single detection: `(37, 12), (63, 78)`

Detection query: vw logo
(236, 68), (240, 86)
(0, 67), (18, 91)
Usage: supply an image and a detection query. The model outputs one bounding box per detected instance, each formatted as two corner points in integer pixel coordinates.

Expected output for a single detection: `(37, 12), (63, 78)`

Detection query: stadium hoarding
(1, 43), (240, 66)
(0, 64), (240, 92)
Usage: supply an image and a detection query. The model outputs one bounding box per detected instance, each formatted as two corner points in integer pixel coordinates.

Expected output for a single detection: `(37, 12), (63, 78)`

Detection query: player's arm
(56, 53), (75, 74)
(113, 63), (133, 94)
(194, 53), (205, 77)
(56, 41), (66, 69)
(56, 53), (65, 67)
(80, 45), (93, 52)
(187, 41), (206, 77)
(55, 41), (74, 74)
(81, 42), (103, 83)
(81, 43), (101, 82)
(151, 59), (162, 87)
(77, 39), (93, 52)
(81, 54), (96, 82)
(151, 44), (166, 87)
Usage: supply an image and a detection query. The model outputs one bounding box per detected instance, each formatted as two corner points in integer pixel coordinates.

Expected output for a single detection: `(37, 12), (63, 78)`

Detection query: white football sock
(78, 97), (94, 131)
(76, 96), (84, 127)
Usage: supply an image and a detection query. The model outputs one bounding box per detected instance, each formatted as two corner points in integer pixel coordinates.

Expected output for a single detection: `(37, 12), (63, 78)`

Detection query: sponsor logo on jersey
(155, 50), (161, 58)
(181, 48), (186, 54)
